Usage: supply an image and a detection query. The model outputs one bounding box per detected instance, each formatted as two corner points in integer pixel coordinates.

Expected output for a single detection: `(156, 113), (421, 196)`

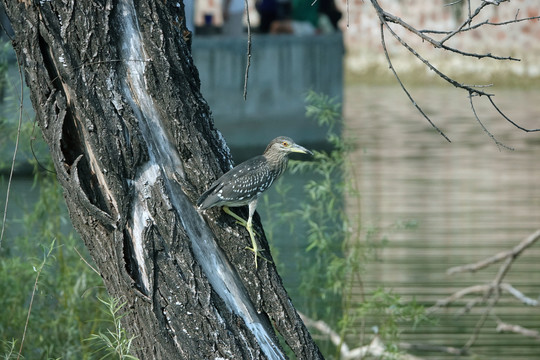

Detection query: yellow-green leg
(223, 206), (249, 227)
(223, 204), (269, 268)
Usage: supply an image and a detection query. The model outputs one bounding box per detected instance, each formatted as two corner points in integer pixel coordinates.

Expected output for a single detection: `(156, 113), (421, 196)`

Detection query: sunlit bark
(1, 1), (322, 358)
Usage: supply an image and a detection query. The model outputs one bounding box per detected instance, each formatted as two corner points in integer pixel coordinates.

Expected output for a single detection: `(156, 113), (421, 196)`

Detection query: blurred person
(291, 0), (341, 34)
(256, 0), (292, 34)
(318, 0), (341, 32)
(222, 0), (245, 36)
(292, 0), (318, 30)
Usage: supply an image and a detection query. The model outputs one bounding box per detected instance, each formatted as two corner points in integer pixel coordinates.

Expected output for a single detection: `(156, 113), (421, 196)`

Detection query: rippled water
(262, 84), (540, 359)
(344, 84), (540, 359)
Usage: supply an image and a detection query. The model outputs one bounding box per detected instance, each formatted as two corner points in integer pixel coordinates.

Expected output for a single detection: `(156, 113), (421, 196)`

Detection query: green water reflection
(261, 84), (540, 359)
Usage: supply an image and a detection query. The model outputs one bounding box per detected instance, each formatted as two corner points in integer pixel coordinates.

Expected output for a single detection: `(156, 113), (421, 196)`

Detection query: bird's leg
(223, 206), (259, 236)
(245, 215), (260, 268)
(244, 203), (271, 268)
(223, 206), (248, 226)
(223, 204), (269, 268)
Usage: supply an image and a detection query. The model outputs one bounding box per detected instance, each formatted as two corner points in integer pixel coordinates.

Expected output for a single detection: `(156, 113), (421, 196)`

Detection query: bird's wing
(197, 156), (276, 209)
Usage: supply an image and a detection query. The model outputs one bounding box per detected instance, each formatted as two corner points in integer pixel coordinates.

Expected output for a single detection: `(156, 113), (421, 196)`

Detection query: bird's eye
(281, 141), (289, 147)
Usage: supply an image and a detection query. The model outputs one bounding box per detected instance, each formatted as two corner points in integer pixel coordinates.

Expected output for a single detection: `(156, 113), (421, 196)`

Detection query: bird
(197, 136), (313, 268)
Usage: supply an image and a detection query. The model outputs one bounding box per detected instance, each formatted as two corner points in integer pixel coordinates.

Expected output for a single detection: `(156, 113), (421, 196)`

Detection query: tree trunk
(2, 1), (323, 359)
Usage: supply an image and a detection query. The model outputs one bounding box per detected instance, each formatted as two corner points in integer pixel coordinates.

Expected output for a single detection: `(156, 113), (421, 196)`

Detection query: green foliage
(264, 90), (427, 358)
(86, 297), (138, 360)
(0, 164), (111, 359)
(0, 41), (137, 360)
(357, 288), (428, 355)
(1, 339), (17, 360)
(0, 54), (131, 359)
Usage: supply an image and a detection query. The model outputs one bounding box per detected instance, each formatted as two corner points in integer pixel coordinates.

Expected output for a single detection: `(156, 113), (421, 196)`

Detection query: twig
(0, 45), (25, 250)
(17, 240), (56, 360)
(428, 282), (539, 315)
(243, 0), (251, 101)
(430, 230), (540, 350)
(447, 229), (540, 275)
(462, 284), (500, 351)
(468, 92), (513, 150)
(461, 249), (518, 350)
(501, 283), (538, 306)
(377, 2), (519, 61)
(496, 321), (540, 340)
(369, 0), (540, 143)
(379, 10), (494, 98)
(74, 246), (101, 275)
(488, 96), (540, 132)
(443, 0), (464, 7)
(440, 1), (489, 44)
(427, 284), (489, 313)
(462, 252), (513, 351)
(346, 0), (350, 28)
(378, 22), (451, 142)
(400, 342), (467, 356)
(458, 296), (483, 316)
(299, 312), (423, 359)
(420, 15), (540, 35)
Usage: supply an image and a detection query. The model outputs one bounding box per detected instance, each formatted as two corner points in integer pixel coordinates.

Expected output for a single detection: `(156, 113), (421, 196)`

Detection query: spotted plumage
(197, 136), (312, 268)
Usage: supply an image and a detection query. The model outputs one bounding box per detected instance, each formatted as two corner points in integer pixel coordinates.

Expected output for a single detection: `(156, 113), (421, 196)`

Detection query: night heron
(197, 136), (313, 268)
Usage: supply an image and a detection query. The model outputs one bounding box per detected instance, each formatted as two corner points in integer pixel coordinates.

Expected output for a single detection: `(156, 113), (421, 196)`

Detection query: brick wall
(335, 0), (540, 77)
(194, 0), (540, 78)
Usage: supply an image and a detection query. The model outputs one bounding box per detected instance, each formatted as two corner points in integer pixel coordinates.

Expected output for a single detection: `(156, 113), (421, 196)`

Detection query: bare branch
(299, 312), (424, 359)
(369, 0), (540, 143)
(420, 15), (540, 35)
(463, 269), (505, 351)
(400, 342), (467, 356)
(444, 0), (464, 7)
(496, 321), (540, 340)
(373, 2), (495, 99)
(243, 0), (252, 100)
(73, 247), (101, 275)
(430, 230), (540, 350)
(501, 283), (539, 306)
(380, 7), (519, 61)
(378, 18), (451, 142)
(440, 1), (489, 44)
(427, 281), (538, 315)
(488, 96), (540, 132)
(0, 46), (25, 250)
(447, 229), (540, 275)
(468, 92), (513, 150)
(427, 284), (489, 313)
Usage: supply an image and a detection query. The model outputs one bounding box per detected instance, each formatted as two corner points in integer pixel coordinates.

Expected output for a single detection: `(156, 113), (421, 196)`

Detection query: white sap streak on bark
(129, 162), (160, 293)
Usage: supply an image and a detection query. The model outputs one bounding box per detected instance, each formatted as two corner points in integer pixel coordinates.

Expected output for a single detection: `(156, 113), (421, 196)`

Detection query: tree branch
(447, 230), (540, 275)
(468, 92), (512, 150)
(243, 0), (251, 100)
(378, 17), (451, 142)
(368, 0), (540, 145)
(496, 321), (540, 340)
(299, 312), (424, 359)
(429, 229), (540, 351)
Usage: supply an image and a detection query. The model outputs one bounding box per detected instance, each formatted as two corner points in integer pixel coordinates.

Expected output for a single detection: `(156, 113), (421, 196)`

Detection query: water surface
(344, 84), (539, 359)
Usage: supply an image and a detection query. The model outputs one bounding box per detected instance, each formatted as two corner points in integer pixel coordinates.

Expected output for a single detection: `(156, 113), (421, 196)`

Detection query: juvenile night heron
(197, 136), (313, 268)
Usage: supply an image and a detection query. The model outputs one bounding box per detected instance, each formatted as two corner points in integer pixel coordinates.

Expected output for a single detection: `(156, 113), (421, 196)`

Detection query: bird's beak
(291, 144), (313, 155)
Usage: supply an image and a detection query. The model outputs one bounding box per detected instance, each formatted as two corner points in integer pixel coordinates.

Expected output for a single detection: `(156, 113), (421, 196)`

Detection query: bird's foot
(223, 206), (260, 236)
(245, 246), (271, 268)
(246, 224), (271, 269)
(237, 221), (260, 236)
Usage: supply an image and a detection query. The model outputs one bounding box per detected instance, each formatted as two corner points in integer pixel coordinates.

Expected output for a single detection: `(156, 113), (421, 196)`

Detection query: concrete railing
(193, 33), (344, 150)
(1, 33), (343, 173)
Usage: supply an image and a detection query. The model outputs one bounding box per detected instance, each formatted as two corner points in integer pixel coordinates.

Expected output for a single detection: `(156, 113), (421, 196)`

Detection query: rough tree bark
(2, 1), (323, 359)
